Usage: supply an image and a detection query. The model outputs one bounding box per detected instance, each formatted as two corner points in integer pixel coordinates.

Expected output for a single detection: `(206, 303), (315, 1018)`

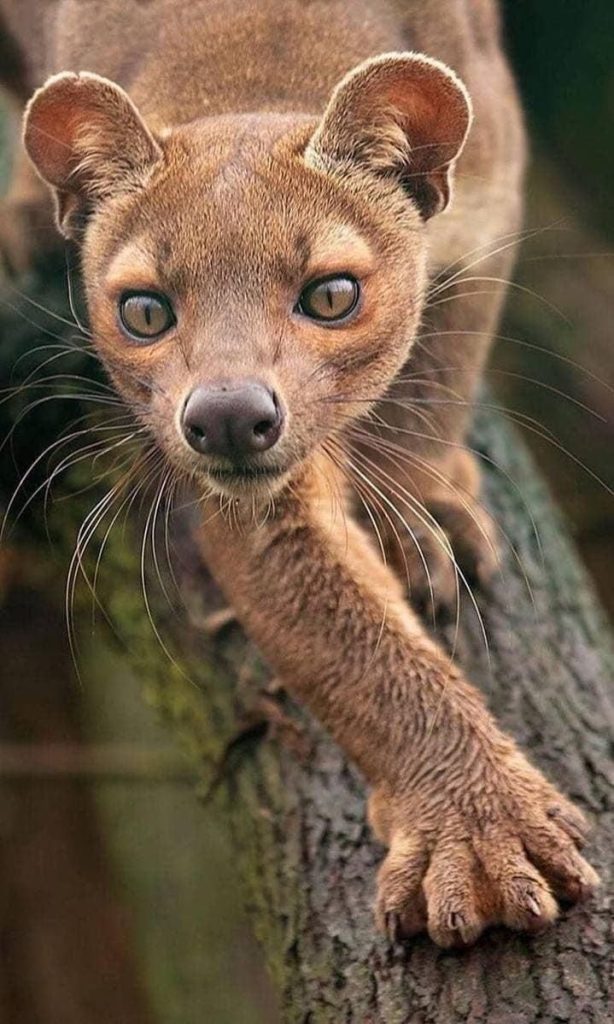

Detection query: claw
(449, 910), (465, 930)
(444, 910), (481, 948)
(526, 894), (543, 917)
(385, 910), (401, 943)
(202, 605), (237, 637)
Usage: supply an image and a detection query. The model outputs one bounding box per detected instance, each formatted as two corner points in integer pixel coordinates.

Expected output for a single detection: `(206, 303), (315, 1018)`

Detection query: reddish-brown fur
(0, 0), (598, 947)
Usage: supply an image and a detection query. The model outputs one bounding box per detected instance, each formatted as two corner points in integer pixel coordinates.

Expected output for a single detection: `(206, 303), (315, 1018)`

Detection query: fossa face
(24, 57), (471, 497)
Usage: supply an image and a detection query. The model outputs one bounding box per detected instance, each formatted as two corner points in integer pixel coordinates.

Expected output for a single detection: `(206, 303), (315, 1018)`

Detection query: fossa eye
(297, 274), (360, 323)
(118, 291), (175, 341)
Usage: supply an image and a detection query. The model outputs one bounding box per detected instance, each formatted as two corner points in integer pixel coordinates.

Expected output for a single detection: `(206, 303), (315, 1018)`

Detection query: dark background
(494, 0), (614, 615)
(507, 0), (614, 238)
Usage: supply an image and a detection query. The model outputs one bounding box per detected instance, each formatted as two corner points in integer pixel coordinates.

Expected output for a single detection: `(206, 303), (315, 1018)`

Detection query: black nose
(181, 380), (284, 459)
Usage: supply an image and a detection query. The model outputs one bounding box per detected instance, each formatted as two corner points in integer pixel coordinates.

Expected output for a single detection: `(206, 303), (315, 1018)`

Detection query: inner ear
(23, 71), (162, 237)
(307, 52), (472, 220)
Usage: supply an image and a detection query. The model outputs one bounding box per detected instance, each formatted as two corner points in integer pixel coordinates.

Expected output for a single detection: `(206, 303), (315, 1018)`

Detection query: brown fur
(0, 0), (598, 947)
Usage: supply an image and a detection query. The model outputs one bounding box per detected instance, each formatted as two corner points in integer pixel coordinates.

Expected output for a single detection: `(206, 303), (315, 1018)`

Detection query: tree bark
(78, 408), (612, 1024)
(0, 253), (611, 1023)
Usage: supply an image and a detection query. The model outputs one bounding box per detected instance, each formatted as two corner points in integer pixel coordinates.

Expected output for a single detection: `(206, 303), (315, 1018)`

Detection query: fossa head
(23, 53), (471, 497)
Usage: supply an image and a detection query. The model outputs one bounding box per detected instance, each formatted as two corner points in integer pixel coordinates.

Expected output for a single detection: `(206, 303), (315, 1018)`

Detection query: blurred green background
(500, 0), (614, 614)
(507, 0), (614, 238)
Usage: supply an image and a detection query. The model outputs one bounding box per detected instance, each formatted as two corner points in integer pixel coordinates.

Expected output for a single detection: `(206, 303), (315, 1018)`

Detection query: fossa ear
(23, 71), (162, 238)
(307, 52), (472, 220)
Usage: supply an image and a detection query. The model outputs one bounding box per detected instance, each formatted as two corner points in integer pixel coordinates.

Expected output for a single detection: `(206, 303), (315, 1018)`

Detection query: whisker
(71, 447), (162, 650)
(428, 220), (566, 293)
(65, 254), (90, 336)
(65, 477), (131, 681)
(429, 274), (571, 325)
(138, 469), (198, 687)
(347, 443), (490, 664)
(403, 328), (614, 399)
(345, 449), (442, 625)
(347, 409), (547, 570)
(2, 281), (89, 334)
(349, 425), (539, 618)
(0, 292), (89, 348)
(150, 466), (179, 613)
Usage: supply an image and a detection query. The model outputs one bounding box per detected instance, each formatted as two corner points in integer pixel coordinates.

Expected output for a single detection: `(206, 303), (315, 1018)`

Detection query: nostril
(188, 423), (206, 440)
(253, 418), (274, 437)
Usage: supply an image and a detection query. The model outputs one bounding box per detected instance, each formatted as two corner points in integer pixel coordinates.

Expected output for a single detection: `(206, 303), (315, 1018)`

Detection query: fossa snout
(181, 378), (285, 461)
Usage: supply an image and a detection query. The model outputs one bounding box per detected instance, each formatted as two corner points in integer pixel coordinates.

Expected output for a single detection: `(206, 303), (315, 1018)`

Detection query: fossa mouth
(205, 462), (289, 496)
(208, 464), (285, 481)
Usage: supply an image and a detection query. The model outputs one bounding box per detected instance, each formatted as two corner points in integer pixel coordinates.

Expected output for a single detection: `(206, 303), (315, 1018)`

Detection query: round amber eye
(119, 292), (175, 340)
(297, 275), (360, 322)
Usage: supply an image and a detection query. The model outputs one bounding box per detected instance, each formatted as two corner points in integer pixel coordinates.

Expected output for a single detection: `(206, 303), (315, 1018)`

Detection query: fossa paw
(388, 491), (499, 617)
(372, 766), (598, 947)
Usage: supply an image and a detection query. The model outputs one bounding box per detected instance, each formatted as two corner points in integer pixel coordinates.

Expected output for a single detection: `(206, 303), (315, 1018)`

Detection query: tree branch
(87, 410), (613, 1024)
(0, 260), (611, 1021)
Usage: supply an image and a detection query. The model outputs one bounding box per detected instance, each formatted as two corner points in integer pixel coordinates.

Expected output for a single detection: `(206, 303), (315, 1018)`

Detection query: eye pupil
(119, 291), (175, 342)
(298, 275), (359, 323)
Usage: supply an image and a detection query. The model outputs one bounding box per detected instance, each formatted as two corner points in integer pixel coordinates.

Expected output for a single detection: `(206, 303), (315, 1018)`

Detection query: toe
(522, 820), (600, 903)
(407, 535), (460, 619)
(499, 866), (558, 933)
(475, 833), (558, 933)
(429, 497), (499, 587)
(423, 840), (487, 947)
(502, 875), (558, 933)
(375, 833), (429, 940)
(545, 797), (591, 848)
(393, 891), (428, 940)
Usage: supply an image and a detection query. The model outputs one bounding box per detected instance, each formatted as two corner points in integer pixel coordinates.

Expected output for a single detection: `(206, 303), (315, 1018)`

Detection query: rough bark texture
(0, 255), (611, 1023)
(2, 32), (612, 1015)
(75, 407), (612, 1024)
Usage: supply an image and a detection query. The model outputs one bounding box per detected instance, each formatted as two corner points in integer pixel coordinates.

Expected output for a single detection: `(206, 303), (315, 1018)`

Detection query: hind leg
(356, 250), (514, 613)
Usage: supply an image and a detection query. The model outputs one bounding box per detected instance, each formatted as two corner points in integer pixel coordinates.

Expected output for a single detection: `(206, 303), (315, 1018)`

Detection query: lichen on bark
(68, 411), (614, 1024)
(1, 273), (611, 1022)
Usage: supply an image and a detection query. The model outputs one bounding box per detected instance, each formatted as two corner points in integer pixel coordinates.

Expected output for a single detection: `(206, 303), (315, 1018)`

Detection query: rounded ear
(23, 71), (162, 238)
(306, 52), (472, 220)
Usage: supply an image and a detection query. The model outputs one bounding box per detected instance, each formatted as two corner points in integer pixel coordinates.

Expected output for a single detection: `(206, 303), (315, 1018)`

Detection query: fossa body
(0, 0), (598, 947)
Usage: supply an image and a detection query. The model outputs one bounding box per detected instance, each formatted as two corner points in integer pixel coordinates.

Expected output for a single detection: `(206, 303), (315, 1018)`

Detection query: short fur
(0, 0), (598, 948)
